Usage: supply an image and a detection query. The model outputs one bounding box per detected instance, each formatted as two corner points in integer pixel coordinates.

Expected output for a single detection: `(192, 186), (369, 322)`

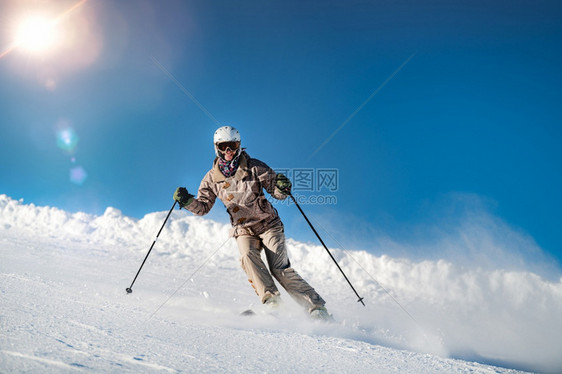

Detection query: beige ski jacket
(185, 152), (287, 237)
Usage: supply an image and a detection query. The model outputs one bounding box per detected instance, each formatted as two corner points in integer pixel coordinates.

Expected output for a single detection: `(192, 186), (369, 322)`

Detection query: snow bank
(1, 194), (561, 373)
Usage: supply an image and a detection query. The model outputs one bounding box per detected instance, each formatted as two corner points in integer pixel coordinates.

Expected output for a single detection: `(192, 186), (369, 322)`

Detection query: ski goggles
(217, 141), (240, 152)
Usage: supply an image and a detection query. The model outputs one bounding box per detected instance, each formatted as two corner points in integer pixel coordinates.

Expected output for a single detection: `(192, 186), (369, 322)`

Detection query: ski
(239, 309), (256, 316)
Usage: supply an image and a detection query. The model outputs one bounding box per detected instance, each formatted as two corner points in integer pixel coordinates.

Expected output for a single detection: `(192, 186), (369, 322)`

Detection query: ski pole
(289, 194), (365, 306)
(126, 200), (177, 294)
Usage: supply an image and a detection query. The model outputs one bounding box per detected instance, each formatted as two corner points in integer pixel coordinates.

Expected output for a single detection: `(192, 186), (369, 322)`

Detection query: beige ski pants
(236, 224), (325, 312)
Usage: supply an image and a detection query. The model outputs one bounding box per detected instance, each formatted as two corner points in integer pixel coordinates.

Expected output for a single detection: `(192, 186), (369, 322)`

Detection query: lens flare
(70, 166), (87, 185)
(55, 123), (87, 185)
(56, 128), (79, 153)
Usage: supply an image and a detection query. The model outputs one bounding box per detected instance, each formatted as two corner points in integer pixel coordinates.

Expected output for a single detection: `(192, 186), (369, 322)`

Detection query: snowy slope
(1, 195), (560, 373)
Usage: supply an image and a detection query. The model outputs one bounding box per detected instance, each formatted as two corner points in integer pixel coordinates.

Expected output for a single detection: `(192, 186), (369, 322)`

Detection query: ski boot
(264, 294), (282, 309)
(309, 306), (334, 322)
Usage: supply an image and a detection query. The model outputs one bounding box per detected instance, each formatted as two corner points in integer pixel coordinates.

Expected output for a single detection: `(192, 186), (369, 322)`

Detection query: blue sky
(1, 0), (561, 271)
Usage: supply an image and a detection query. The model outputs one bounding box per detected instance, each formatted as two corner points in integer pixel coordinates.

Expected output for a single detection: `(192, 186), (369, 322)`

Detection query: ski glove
(173, 187), (194, 208)
(275, 173), (292, 195)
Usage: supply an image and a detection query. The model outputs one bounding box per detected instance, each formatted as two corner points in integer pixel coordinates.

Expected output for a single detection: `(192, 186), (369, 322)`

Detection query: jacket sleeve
(253, 159), (288, 201)
(186, 171), (216, 216)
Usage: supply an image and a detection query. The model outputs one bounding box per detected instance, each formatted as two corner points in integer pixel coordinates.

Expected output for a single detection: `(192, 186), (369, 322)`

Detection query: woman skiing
(173, 125), (330, 319)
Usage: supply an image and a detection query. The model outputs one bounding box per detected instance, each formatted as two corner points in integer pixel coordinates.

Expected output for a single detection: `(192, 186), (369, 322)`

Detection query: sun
(0, 0), (90, 60)
(15, 15), (61, 54)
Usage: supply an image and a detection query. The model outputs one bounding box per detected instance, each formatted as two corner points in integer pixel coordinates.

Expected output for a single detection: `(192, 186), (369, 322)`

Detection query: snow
(1, 194), (560, 373)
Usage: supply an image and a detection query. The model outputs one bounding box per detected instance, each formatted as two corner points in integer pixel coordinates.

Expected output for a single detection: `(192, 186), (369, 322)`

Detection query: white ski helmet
(213, 125), (241, 159)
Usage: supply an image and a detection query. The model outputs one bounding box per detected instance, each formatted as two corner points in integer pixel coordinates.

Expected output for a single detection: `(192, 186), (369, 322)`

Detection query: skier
(173, 125), (330, 320)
